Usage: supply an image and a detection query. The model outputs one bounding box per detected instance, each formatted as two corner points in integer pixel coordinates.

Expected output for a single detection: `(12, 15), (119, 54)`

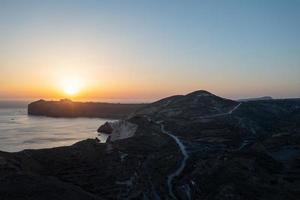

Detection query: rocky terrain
(1, 90), (300, 199)
(28, 99), (146, 119)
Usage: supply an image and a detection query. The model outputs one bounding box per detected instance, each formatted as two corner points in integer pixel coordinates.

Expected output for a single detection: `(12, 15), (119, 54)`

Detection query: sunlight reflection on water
(0, 108), (113, 152)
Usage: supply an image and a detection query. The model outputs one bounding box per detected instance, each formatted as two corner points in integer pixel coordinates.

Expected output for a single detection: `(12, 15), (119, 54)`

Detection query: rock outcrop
(97, 122), (113, 134)
(98, 120), (138, 141)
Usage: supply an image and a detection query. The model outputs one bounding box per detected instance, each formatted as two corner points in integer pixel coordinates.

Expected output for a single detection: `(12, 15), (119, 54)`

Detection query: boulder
(97, 122), (113, 134)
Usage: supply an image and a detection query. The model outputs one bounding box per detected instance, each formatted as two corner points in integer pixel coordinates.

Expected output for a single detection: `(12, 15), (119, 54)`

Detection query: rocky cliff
(98, 120), (138, 141)
(1, 90), (300, 199)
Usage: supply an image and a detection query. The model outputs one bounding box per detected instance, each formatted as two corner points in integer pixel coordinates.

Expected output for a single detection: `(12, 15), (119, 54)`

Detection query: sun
(64, 85), (79, 96)
(61, 78), (82, 96)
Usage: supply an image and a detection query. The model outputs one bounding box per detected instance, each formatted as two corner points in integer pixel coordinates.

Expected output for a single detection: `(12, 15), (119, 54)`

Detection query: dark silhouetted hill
(1, 90), (300, 199)
(28, 99), (146, 119)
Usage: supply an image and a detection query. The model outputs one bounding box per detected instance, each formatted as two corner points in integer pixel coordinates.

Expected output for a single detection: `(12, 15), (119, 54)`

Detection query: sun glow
(64, 85), (79, 96)
(61, 78), (83, 96)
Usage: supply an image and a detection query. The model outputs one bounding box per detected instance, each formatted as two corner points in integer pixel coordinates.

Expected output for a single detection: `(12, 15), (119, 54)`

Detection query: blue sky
(0, 0), (299, 100)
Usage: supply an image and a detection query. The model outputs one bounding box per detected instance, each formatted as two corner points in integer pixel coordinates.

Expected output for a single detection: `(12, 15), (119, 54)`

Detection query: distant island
(28, 99), (147, 119)
(238, 96), (273, 102)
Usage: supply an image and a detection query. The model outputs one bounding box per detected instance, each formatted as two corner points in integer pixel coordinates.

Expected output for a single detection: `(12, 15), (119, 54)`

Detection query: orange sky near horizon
(1, 45), (299, 102)
(1, 51), (299, 102)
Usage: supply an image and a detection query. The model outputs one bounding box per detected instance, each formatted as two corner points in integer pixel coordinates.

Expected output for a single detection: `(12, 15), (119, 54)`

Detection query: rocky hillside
(133, 90), (238, 119)
(1, 90), (300, 200)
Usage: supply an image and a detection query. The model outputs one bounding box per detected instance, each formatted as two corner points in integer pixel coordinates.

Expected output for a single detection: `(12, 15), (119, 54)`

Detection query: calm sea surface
(0, 107), (112, 152)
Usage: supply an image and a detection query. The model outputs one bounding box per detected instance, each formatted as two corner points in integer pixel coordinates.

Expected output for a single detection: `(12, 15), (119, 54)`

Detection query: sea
(0, 101), (112, 152)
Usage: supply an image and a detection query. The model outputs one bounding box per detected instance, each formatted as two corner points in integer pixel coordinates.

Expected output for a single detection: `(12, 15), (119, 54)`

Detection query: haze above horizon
(0, 0), (299, 101)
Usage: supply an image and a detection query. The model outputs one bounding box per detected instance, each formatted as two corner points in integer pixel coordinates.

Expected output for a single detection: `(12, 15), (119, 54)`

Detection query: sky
(0, 0), (299, 102)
